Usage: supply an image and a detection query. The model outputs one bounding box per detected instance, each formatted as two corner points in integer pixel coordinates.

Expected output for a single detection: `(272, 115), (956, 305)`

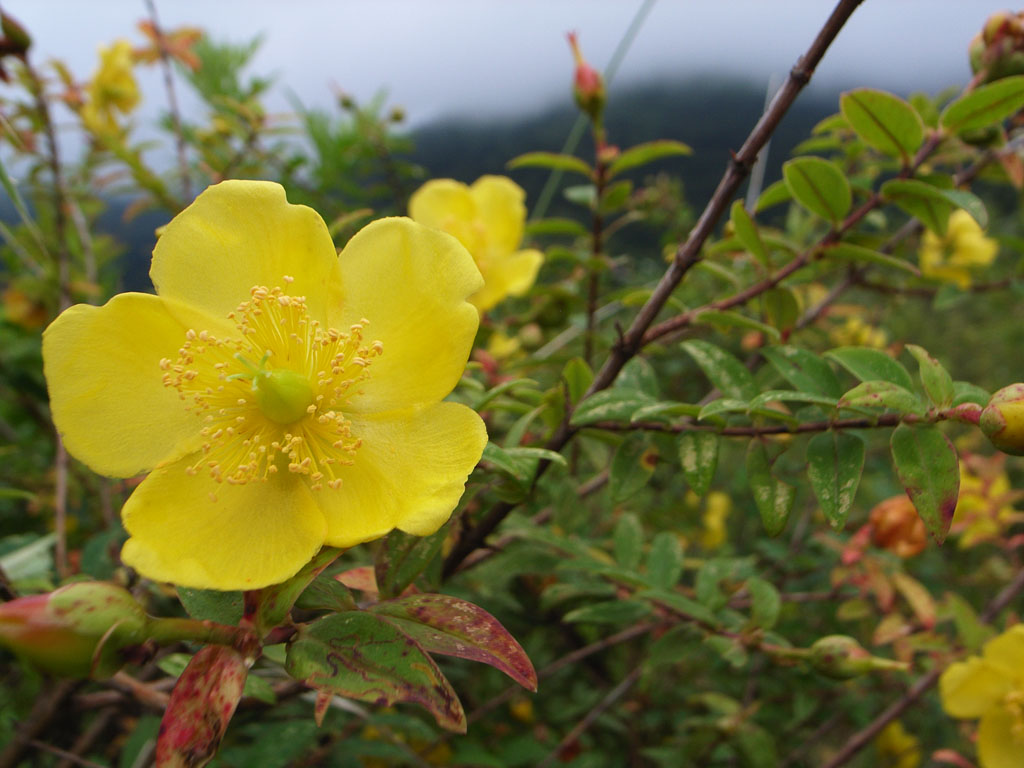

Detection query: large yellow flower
(409, 176), (543, 312)
(940, 624), (1024, 768)
(81, 40), (141, 136)
(43, 181), (487, 590)
(918, 209), (998, 289)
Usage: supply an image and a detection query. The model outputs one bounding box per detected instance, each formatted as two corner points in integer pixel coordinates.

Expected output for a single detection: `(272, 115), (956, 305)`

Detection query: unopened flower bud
(567, 32), (605, 123)
(808, 635), (907, 679)
(0, 582), (147, 677)
(971, 10), (1024, 82)
(869, 495), (928, 558)
(980, 383), (1024, 456)
(0, 12), (32, 56)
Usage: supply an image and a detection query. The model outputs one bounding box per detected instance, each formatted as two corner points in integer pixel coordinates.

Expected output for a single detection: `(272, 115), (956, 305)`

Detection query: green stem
(145, 616), (249, 648)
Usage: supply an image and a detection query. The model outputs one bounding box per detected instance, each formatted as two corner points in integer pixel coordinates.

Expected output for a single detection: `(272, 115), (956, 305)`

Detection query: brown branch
(592, 413), (908, 436)
(442, 0), (865, 578)
(0, 680), (80, 768)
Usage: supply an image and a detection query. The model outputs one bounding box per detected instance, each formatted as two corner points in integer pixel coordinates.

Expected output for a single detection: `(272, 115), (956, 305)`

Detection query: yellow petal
(408, 180), (481, 251)
(334, 217), (482, 412)
(978, 706), (1024, 768)
(151, 180), (342, 322)
(470, 175), (527, 255)
(315, 401), (486, 547)
(472, 248), (543, 312)
(940, 657), (1010, 718)
(42, 293), (233, 478)
(982, 625), (1024, 675)
(121, 456), (326, 590)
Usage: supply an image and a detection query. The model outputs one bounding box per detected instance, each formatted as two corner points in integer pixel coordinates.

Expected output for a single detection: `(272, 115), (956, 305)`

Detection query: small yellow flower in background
(485, 330), (522, 361)
(81, 40), (140, 136)
(700, 491), (732, 550)
(43, 181), (487, 590)
(829, 315), (888, 349)
(409, 176), (543, 312)
(952, 453), (1024, 548)
(874, 720), (922, 768)
(918, 209), (998, 289)
(940, 624), (1024, 768)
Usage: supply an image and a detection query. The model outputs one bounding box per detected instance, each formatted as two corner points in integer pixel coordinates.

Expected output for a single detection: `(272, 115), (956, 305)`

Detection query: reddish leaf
(336, 566), (378, 594)
(370, 594), (537, 691)
(155, 645), (248, 768)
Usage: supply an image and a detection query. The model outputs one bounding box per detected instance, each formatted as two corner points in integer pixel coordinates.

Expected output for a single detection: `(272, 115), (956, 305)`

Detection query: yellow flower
(700, 491), (732, 550)
(409, 176), (543, 312)
(81, 40), (140, 135)
(42, 181), (487, 590)
(952, 455), (1023, 548)
(940, 624), (1024, 768)
(829, 315), (887, 349)
(918, 209), (998, 289)
(874, 720), (921, 768)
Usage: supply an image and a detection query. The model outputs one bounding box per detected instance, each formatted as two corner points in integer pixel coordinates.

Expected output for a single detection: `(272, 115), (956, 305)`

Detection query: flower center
(160, 278), (383, 494)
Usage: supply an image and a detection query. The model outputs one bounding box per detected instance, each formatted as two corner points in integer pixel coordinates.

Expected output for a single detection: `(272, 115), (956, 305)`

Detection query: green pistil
(229, 353), (315, 425)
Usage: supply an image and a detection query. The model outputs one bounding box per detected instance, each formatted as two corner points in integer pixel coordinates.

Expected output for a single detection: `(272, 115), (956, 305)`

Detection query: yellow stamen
(162, 282), (382, 491)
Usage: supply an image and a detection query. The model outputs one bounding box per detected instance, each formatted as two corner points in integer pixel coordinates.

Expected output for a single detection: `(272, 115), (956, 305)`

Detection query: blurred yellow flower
(701, 491), (732, 549)
(940, 624), (1024, 768)
(918, 209), (998, 289)
(874, 720), (921, 768)
(81, 40), (140, 135)
(409, 176), (543, 312)
(43, 181), (486, 590)
(829, 315), (887, 349)
(486, 330), (522, 361)
(952, 454), (1024, 548)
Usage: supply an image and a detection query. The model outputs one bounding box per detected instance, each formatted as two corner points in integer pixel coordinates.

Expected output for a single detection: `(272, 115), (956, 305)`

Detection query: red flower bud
(0, 582), (148, 677)
(567, 32), (605, 123)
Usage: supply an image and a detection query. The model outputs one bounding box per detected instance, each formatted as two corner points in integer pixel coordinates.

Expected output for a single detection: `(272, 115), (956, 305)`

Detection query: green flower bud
(0, 582), (148, 678)
(980, 383), (1024, 456)
(808, 635), (907, 680)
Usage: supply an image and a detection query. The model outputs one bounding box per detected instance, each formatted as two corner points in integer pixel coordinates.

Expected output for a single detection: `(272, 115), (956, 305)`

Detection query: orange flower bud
(868, 495), (928, 558)
(0, 582), (148, 677)
(980, 383), (1024, 456)
(567, 32), (605, 123)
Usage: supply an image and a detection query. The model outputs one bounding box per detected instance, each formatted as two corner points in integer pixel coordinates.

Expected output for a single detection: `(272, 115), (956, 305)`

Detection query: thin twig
(145, 0), (192, 200)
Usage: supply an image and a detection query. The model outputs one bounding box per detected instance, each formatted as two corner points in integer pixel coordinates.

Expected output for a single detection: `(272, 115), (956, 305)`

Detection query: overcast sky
(0, 1), (1012, 128)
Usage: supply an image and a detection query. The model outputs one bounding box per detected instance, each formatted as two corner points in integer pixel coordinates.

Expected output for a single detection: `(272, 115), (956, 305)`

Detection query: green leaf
(698, 398), (749, 420)
(523, 217), (589, 237)
(825, 242), (921, 276)
(749, 390), (839, 410)
(762, 346), (843, 399)
(646, 532), (684, 589)
(564, 184), (597, 208)
(177, 587), (243, 626)
(944, 593), (994, 653)
(563, 357), (594, 404)
(806, 432), (865, 530)
(940, 75), (1024, 135)
(563, 599), (653, 625)
(678, 432), (719, 496)
(782, 156), (851, 224)
(695, 310), (780, 341)
(258, 547), (342, 629)
(763, 288), (800, 332)
(600, 180), (633, 213)
(881, 179), (987, 235)
(840, 88), (924, 163)
(825, 346), (915, 391)
(681, 340), (757, 400)
(906, 344), (955, 409)
(610, 434), (658, 502)
(889, 423), (960, 543)
(286, 612), (466, 732)
(746, 577), (782, 630)
(730, 200), (768, 265)
(639, 588), (720, 628)
(631, 401), (702, 423)
(606, 139), (692, 179)
(746, 442), (795, 536)
(571, 388), (655, 426)
(369, 594), (537, 690)
(507, 151), (593, 178)
(839, 380), (927, 415)
(953, 381), (990, 407)
(614, 512), (644, 570)
(471, 378), (540, 410)
(755, 179), (792, 211)
(375, 527), (449, 600)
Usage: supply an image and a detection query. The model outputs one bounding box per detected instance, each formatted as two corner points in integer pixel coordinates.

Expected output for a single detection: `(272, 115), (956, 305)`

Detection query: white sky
(0, 1), (1012, 127)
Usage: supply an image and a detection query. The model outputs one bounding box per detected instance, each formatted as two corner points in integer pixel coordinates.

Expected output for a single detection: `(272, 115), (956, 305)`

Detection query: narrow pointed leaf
(840, 88), (923, 163)
(695, 309), (780, 340)
(563, 599), (653, 624)
(369, 594), (537, 691)
(749, 390), (839, 410)
(607, 139), (692, 179)
(682, 340), (757, 400)
(375, 527), (448, 600)
(646, 532), (684, 589)
(258, 547), (342, 629)
(825, 242), (920, 275)
(678, 432), (719, 496)
(782, 156), (851, 224)
(730, 200), (768, 265)
(614, 512), (644, 570)
(572, 388), (655, 426)
(889, 423), (959, 543)
(906, 344), (954, 409)
(806, 431), (865, 530)
(507, 151), (593, 178)
(286, 612), (466, 732)
(762, 346), (843, 399)
(825, 347), (915, 391)
(940, 75), (1024, 135)
(746, 442), (795, 536)
(746, 577), (782, 630)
